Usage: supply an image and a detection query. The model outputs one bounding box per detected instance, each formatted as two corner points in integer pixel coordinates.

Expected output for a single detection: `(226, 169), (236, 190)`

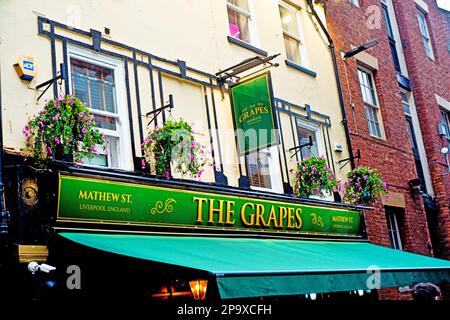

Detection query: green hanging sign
(230, 72), (278, 155)
(57, 174), (362, 237)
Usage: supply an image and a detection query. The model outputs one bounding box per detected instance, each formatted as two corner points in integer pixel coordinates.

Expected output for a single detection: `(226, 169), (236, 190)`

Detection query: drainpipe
(0, 54), (8, 237)
(306, 0), (355, 169)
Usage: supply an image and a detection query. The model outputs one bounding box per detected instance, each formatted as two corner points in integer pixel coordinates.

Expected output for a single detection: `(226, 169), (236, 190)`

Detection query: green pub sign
(230, 72), (278, 155)
(58, 175), (362, 237)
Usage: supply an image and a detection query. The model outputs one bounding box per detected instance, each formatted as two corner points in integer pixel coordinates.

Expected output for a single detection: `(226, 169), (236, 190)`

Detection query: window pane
(441, 110), (450, 137)
(92, 113), (117, 131)
(246, 151), (272, 189)
(70, 58), (117, 114)
(358, 69), (377, 106)
(297, 125), (318, 159)
(228, 7), (250, 42)
(279, 5), (299, 37)
(365, 105), (382, 137)
(228, 0), (249, 12)
(382, 4), (394, 38)
(283, 34), (301, 64)
(401, 92), (411, 115)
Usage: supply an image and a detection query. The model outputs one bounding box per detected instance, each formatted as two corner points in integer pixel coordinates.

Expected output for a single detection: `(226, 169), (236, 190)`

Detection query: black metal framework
(37, 16), (228, 183)
(36, 16), (336, 193)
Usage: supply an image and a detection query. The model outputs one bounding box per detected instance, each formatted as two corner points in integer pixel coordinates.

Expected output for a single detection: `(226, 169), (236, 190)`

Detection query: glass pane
(83, 154), (108, 167)
(246, 151), (272, 189)
(228, 7), (250, 42)
(283, 34), (301, 64)
(279, 5), (299, 37)
(106, 136), (120, 168)
(92, 114), (117, 131)
(401, 92), (411, 115)
(382, 4), (394, 38)
(228, 0), (249, 12)
(297, 125), (318, 159)
(70, 58), (117, 114)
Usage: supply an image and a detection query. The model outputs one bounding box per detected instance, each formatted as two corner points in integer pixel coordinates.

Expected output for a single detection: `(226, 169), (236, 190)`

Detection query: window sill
(227, 36), (268, 57)
(285, 60), (317, 78)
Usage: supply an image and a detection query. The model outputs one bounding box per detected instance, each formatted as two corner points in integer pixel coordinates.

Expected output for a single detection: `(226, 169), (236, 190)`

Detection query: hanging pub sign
(57, 174), (362, 238)
(229, 72), (278, 155)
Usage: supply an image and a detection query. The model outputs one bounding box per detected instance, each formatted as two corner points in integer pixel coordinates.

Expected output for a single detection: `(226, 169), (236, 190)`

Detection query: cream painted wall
(0, 0), (351, 187)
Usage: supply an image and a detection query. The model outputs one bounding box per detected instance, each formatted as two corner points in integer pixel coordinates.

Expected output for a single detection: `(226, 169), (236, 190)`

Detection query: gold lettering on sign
(78, 190), (132, 204)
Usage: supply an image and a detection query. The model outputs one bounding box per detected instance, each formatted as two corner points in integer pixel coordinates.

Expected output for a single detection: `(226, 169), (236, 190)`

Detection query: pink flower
(82, 127), (87, 133)
(54, 137), (60, 144)
(69, 100), (73, 106)
(79, 112), (84, 118)
(141, 159), (146, 169)
(47, 147), (52, 154)
(165, 171), (171, 180)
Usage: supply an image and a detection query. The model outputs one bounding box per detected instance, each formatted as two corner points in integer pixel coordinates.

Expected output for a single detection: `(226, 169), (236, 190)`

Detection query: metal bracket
(337, 149), (361, 170)
(35, 63), (66, 101)
(215, 54), (280, 86)
(289, 136), (313, 160)
(146, 94), (174, 126)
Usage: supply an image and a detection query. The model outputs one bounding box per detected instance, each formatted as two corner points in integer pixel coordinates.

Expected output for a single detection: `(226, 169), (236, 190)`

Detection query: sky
(436, 0), (450, 11)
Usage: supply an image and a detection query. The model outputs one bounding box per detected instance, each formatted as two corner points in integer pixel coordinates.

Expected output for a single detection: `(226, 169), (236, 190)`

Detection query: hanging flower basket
(23, 95), (105, 166)
(293, 157), (338, 198)
(142, 119), (210, 180)
(342, 166), (389, 205)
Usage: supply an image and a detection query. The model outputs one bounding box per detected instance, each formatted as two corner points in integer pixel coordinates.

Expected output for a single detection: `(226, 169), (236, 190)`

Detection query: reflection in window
(246, 149), (272, 189)
(279, 3), (302, 65)
(297, 125), (318, 160)
(227, 0), (251, 43)
(70, 57), (121, 168)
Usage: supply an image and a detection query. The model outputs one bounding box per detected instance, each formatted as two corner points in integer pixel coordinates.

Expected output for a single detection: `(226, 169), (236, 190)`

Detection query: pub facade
(0, 0), (449, 302)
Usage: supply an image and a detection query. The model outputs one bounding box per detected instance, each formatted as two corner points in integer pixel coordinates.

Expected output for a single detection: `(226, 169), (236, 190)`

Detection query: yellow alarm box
(14, 56), (36, 81)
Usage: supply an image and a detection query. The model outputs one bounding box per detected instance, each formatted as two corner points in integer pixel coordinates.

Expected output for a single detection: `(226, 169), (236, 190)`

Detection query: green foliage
(343, 166), (389, 205)
(293, 157), (338, 198)
(142, 119), (211, 179)
(23, 95), (105, 166)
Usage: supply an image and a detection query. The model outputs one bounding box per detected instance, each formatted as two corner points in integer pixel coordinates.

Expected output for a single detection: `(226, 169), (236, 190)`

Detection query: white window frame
(67, 46), (133, 171)
(357, 66), (384, 139)
(295, 120), (333, 201)
(416, 8), (434, 60)
(386, 210), (403, 250)
(247, 146), (283, 194)
(278, 1), (308, 67)
(295, 119), (325, 159)
(226, 0), (259, 46)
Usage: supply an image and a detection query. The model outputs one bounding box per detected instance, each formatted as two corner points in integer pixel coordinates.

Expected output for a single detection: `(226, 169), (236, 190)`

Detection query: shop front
(35, 168), (450, 302)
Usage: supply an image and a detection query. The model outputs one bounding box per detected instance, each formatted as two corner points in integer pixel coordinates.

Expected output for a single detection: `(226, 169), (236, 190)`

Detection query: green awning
(60, 233), (450, 299)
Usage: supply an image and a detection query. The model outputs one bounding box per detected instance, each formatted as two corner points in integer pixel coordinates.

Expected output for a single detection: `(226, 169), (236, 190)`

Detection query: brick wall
(391, 0), (450, 261)
(324, 0), (435, 300)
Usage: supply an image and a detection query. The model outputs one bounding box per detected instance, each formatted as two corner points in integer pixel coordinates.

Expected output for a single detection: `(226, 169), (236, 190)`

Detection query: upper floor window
(349, 0), (359, 6)
(296, 120), (322, 160)
(416, 9), (434, 59)
(227, 0), (252, 43)
(440, 109), (450, 139)
(381, 1), (401, 72)
(279, 2), (304, 65)
(357, 67), (383, 138)
(246, 146), (282, 193)
(68, 47), (133, 170)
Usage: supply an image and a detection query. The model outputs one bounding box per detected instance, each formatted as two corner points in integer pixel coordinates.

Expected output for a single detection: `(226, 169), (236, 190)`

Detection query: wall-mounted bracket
(289, 136), (313, 160)
(35, 63), (66, 102)
(146, 94), (174, 126)
(337, 149), (361, 170)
